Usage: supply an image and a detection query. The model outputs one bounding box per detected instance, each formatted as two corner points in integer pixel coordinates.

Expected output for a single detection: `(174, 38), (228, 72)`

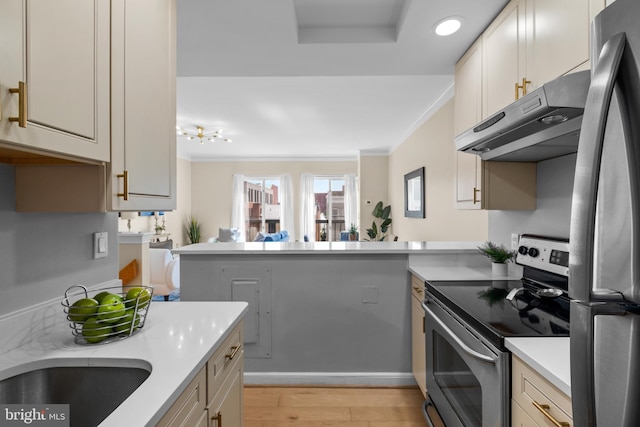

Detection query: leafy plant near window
(186, 215), (202, 244)
(365, 201), (392, 241)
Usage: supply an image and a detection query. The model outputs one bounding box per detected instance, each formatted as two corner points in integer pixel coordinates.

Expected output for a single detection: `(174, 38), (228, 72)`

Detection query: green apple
(96, 294), (126, 323)
(82, 316), (112, 343)
(93, 291), (111, 303)
(125, 287), (151, 309)
(68, 298), (99, 322)
(114, 308), (141, 334)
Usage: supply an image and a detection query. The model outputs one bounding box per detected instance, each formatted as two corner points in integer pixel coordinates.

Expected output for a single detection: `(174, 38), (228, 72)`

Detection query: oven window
(433, 332), (482, 426)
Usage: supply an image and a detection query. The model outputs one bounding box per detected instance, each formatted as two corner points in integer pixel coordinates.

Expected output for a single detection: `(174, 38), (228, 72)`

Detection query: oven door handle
(422, 300), (496, 366)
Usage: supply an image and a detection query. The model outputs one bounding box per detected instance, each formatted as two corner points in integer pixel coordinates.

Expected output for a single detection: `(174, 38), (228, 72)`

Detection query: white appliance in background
(569, 0), (640, 425)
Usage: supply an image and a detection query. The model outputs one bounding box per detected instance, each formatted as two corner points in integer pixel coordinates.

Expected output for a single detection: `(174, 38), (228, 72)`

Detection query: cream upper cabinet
(482, 0), (527, 119)
(482, 0), (605, 119)
(526, 0), (605, 88)
(0, 0), (110, 162)
(109, 0), (177, 212)
(454, 37), (534, 210)
(454, 39), (483, 209)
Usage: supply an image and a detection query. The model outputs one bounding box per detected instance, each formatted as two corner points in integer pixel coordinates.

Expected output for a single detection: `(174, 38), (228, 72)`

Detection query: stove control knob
(518, 246), (529, 255)
(528, 247), (539, 258)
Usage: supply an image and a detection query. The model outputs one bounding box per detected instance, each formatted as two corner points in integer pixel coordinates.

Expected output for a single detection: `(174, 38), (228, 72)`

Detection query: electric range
(425, 234), (571, 349)
(422, 235), (571, 427)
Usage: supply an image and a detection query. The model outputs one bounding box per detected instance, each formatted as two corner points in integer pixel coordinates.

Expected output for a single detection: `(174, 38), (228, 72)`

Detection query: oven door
(422, 296), (509, 427)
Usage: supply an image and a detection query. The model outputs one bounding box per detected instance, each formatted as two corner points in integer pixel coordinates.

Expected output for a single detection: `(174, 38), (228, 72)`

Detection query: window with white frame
(314, 177), (346, 241)
(244, 177), (281, 241)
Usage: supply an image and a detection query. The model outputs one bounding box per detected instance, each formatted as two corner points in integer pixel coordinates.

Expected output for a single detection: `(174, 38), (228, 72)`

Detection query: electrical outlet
(511, 233), (520, 250)
(94, 232), (108, 259)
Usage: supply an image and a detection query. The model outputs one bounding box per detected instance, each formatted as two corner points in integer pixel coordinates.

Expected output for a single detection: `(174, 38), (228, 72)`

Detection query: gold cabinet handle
(521, 77), (531, 96)
(532, 401), (570, 427)
(412, 286), (423, 294)
(8, 81), (27, 128)
(515, 77), (532, 99)
(117, 170), (129, 200)
(225, 344), (240, 360)
(473, 187), (481, 204)
(211, 411), (222, 427)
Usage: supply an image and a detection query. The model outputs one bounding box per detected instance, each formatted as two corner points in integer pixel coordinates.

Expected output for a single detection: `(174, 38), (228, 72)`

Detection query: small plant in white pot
(477, 241), (516, 277)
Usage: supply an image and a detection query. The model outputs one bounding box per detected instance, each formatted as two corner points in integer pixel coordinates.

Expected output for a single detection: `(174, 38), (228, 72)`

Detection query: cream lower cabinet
(410, 275), (427, 397)
(511, 355), (573, 427)
(0, 0), (110, 162)
(158, 322), (244, 427)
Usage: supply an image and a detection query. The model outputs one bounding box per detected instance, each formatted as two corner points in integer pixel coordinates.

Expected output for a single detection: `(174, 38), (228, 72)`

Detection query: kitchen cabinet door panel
(27, 0), (96, 139)
(483, 0), (526, 119)
(110, 0), (176, 211)
(527, 0), (590, 88)
(0, 0), (110, 162)
(455, 152), (482, 209)
(454, 39), (482, 136)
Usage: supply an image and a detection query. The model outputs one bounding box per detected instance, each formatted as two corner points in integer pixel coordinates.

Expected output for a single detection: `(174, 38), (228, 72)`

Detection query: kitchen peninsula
(174, 240), (488, 384)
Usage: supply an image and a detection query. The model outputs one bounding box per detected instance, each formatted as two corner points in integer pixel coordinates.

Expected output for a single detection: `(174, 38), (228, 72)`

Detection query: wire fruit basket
(61, 284), (154, 345)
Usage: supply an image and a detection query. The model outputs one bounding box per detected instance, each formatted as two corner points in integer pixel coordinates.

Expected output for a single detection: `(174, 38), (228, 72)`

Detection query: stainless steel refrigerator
(570, 0), (640, 425)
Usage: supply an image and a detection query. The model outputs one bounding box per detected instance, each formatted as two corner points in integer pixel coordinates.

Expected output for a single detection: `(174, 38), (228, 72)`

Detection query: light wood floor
(244, 386), (427, 427)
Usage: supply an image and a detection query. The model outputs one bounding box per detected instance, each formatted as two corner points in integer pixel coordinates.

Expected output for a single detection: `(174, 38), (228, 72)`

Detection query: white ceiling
(176, 0), (509, 161)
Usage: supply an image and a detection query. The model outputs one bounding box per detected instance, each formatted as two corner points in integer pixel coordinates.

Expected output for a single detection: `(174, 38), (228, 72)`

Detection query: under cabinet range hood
(455, 70), (591, 161)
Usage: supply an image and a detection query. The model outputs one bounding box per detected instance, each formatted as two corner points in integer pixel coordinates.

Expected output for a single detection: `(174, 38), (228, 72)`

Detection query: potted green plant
(477, 241), (516, 276)
(365, 201), (392, 241)
(186, 215), (202, 244)
(348, 223), (358, 241)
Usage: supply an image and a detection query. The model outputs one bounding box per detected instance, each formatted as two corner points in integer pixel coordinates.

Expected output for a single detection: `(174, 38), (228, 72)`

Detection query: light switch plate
(511, 233), (520, 250)
(94, 232), (108, 259)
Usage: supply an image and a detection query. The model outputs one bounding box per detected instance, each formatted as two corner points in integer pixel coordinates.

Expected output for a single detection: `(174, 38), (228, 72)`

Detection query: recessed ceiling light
(434, 17), (463, 36)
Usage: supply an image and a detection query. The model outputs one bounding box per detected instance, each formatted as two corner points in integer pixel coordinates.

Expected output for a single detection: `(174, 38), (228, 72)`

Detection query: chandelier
(176, 125), (232, 144)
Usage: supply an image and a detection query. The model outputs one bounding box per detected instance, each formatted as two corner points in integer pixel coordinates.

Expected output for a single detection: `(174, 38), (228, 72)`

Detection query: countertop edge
(173, 241), (485, 255)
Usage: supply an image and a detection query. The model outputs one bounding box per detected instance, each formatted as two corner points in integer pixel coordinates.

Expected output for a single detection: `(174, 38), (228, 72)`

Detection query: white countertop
(174, 240), (484, 255)
(409, 265), (522, 281)
(506, 337), (571, 396)
(409, 265), (571, 397)
(0, 300), (248, 427)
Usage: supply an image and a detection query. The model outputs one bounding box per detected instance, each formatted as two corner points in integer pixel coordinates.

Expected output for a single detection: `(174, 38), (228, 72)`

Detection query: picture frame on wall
(404, 167), (425, 218)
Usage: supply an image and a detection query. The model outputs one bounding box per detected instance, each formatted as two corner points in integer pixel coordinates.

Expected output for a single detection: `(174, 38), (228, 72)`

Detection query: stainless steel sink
(0, 364), (150, 427)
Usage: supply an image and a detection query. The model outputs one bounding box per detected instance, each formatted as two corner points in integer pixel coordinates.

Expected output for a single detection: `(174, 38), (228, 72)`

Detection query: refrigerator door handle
(569, 32), (627, 302)
(571, 301), (628, 427)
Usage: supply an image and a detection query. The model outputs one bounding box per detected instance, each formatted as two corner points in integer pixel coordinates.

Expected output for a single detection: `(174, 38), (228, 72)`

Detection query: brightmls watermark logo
(0, 405), (69, 426)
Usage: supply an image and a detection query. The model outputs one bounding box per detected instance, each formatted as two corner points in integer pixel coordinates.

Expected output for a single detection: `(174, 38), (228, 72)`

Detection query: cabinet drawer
(512, 355), (572, 426)
(156, 367), (206, 427)
(207, 323), (243, 400)
(411, 275), (425, 300)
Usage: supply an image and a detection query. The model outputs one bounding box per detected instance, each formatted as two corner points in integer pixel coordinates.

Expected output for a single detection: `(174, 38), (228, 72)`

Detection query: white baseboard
(243, 372), (417, 387)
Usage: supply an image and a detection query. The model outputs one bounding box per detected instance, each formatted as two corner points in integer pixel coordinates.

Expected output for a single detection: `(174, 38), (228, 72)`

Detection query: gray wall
(181, 253), (411, 374)
(0, 164), (119, 316)
(489, 154), (577, 245)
